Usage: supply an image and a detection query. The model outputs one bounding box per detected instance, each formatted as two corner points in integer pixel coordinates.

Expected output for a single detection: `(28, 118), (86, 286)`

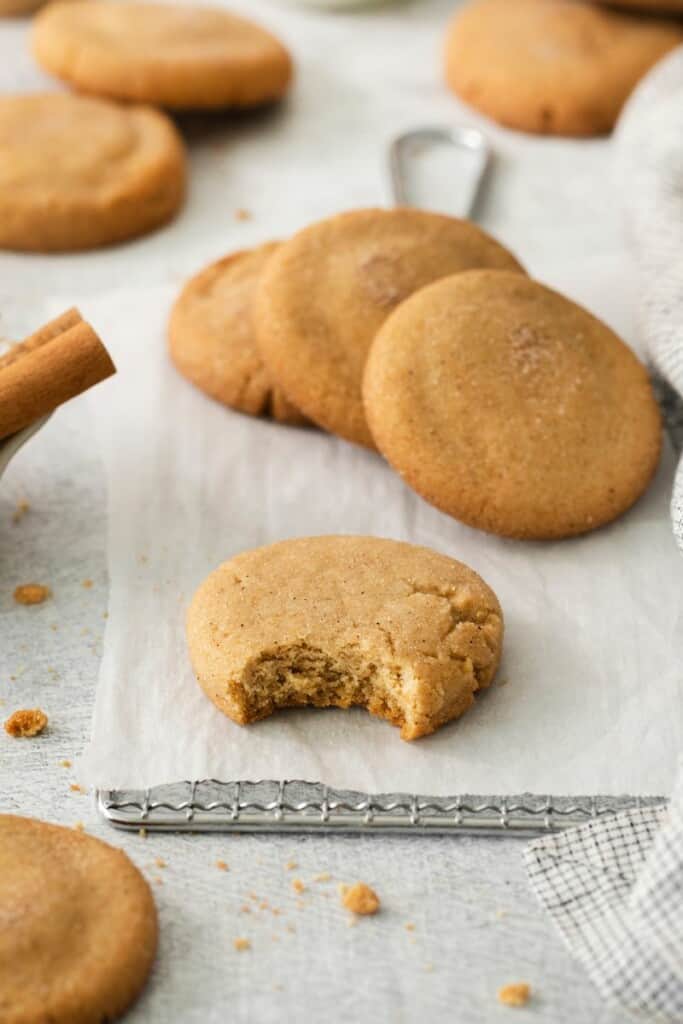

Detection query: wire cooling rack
(96, 141), (679, 842)
(97, 782), (666, 836)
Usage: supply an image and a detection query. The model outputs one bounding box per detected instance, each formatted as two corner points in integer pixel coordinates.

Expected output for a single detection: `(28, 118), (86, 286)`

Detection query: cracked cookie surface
(168, 243), (306, 425)
(0, 814), (157, 1024)
(187, 535), (503, 740)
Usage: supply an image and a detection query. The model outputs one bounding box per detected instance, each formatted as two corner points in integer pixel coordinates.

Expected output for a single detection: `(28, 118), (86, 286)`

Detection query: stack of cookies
(0, 1), (293, 251)
(170, 206), (662, 541)
(444, 0), (683, 136)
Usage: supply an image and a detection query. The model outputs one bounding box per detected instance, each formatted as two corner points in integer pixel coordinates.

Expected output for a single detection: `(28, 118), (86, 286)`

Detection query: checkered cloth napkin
(524, 48), (683, 1022)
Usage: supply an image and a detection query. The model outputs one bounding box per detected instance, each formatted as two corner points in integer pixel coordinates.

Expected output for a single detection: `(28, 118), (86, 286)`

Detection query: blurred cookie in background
(0, 92), (186, 251)
(444, 0), (683, 136)
(32, 1), (293, 109)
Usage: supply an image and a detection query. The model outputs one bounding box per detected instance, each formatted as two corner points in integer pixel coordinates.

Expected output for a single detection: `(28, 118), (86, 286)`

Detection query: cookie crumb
(498, 983), (531, 1008)
(70, 783), (85, 793)
(314, 872), (331, 882)
(155, 857), (167, 869)
(234, 208), (252, 221)
(292, 879), (306, 894)
(4, 708), (48, 737)
(233, 937), (251, 951)
(139, 827), (147, 839)
(216, 859), (229, 871)
(405, 922), (415, 932)
(285, 860), (298, 871)
(74, 821), (85, 833)
(13, 583), (51, 605)
(341, 882), (380, 916)
(12, 500), (30, 524)
(240, 905), (251, 914)
(82, 578), (93, 589)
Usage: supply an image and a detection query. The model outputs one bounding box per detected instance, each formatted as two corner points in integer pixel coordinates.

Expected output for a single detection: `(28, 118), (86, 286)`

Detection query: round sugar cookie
(0, 92), (185, 252)
(33, 1), (293, 109)
(363, 270), (662, 540)
(187, 535), (503, 740)
(169, 243), (306, 424)
(444, 0), (683, 136)
(254, 207), (524, 448)
(0, 814), (157, 1024)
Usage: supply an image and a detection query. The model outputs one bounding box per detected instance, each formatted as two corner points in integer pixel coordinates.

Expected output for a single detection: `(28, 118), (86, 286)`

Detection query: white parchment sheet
(77, 271), (682, 796)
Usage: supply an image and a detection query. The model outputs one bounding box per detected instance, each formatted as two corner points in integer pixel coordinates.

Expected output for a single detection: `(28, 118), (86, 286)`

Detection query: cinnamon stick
(0, 308), (116, 441)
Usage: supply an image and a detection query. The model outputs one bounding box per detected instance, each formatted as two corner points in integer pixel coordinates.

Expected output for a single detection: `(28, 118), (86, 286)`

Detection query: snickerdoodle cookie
(187, 535), (503, 740)
(0, 814), (157, 1024)
(169, 244), (306, 424)
(33, 1), (293, 109)
(444, 0), (683, 136)
(254, 208), (524, 447)
(363, 270), (662, 540)
(0, 93), (185, 252)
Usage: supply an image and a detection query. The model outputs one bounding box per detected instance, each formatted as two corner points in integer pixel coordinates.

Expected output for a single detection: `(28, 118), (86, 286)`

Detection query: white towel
(525, 49), (683, 1022)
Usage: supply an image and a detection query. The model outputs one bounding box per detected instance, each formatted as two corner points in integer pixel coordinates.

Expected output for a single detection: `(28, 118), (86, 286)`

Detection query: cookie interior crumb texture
(498, 982), (531, 1007)
(13, 582), (51, 605)
(187, 536), (503, 741)
(341, 883), (380, 916)
(4, 708), (48, 737)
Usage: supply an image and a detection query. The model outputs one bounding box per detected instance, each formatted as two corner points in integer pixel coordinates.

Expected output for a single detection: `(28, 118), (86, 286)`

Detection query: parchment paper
(75, 267), (683, 796)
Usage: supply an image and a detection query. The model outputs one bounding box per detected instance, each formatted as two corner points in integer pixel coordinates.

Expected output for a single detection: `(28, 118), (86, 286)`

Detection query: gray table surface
(0, 0), (657, 1020)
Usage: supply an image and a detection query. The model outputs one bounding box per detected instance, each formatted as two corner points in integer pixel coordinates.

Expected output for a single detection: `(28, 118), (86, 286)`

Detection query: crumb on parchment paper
(340, 882), (380, 916)
(292, 879), (305, 894)
(216, 859), (229, 871)
(233, 938), (251, 951)
(13, 583), (51, 605)
(498, 983), (531, 1008)
(234, 208), (252, 221)
(82, 579), (93, 589)
(4, 708), (47, 737)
